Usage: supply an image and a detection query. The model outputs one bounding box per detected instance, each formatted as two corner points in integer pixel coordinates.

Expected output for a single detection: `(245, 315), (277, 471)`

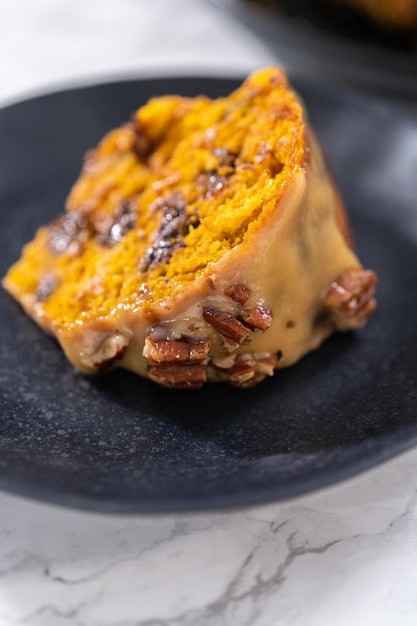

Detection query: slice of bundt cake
(3, 67), (376, 388)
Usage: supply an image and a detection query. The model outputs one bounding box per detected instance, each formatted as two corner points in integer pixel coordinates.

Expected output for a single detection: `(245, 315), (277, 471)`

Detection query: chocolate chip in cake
(202, 306), (252, 345)
(97, 199), (137, 247)
(147, 362), (207, 389)
(224, 283), (251, 305)
(47, 212), (91, 256)
(140, 192), (199, 271)
(241, 303), (273, 332)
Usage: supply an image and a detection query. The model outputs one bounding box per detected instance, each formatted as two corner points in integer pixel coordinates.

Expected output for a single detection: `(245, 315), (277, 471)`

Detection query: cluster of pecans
(324, 267), (377, 331)
(144, 282), (275, 389)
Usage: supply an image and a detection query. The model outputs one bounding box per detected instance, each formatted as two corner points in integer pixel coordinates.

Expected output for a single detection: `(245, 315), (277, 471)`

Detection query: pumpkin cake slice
(3, 67), (376, 389)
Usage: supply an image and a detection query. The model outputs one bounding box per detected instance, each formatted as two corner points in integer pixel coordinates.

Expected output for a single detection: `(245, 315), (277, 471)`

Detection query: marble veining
(1, 448), (417, 625)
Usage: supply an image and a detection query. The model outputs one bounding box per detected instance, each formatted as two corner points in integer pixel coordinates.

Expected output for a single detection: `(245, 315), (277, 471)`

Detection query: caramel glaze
(57, 128), (374, 386)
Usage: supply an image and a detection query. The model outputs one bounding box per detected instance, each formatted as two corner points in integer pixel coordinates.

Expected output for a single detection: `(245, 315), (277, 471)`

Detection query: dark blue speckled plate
(0, 76), (416, 513)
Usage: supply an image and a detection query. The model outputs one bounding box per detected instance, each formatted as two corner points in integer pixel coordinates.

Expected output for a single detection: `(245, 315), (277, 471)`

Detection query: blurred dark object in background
(255, 0), (417, 44)
(211, 0), (417, 103)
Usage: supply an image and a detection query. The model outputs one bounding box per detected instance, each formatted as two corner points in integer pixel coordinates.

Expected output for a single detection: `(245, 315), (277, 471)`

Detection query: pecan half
(324, 267), (377, 330)
(227, 353), (277, 388)
(147, 363), (206, 389)
(35, 274), (59, 302)
(227, 361), (255, 386)
(202, 307), (252, 345)
(241, 304), (272, 332)
(224, 283), (250, 305)
(143, 337), (209, 364)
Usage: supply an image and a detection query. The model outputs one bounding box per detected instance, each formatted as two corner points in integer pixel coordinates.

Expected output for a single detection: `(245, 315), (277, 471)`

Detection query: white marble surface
(2, 451), (417, 626)
(1, 1), (417, 624)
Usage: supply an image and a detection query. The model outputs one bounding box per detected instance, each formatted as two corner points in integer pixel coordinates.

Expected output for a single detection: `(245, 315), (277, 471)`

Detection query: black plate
(0, 76), (417, 513)
(211, 0), (417, 100)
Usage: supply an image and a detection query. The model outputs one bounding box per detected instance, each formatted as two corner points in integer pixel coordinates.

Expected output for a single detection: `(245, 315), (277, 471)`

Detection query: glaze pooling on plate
(0, 77), (416, 512)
